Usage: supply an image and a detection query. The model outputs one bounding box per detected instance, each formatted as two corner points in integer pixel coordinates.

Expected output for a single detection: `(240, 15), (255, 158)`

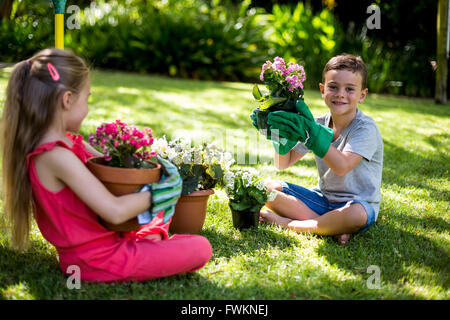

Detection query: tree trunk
(435, 0), (449, 104)
(0, 0), (14, 21)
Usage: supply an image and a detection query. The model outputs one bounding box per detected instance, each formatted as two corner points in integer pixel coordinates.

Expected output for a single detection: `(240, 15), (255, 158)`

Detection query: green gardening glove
(267, 105), (334, 158)
(250, 108), (297, 155)
(137, 156), (182, 225)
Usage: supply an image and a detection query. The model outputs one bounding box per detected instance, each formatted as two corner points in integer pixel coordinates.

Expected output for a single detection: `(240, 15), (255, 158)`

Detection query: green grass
(0, 68), (449, 300)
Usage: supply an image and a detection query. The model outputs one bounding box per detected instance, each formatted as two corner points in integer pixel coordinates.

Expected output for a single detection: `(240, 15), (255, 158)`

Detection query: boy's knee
(348, 203), (368, 230)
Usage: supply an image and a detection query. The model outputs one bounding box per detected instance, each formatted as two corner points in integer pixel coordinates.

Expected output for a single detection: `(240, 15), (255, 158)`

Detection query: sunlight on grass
(1, 282), (35, 300)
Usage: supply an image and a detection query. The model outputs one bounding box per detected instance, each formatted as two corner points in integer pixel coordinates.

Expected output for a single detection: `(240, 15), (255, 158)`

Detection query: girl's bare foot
(259, 210), (291, 227)
(334, 233), (351, 245)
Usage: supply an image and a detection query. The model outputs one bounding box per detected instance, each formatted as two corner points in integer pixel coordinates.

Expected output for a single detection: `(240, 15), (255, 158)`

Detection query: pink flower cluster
(260, 56), (306, 92)
(88, 120), (156, 162)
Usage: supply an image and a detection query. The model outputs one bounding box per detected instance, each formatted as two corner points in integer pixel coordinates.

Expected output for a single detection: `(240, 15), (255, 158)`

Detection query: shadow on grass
(317, 215), (449, 299)
(0, 240), (63, 299)
(199, 226), (299, 260)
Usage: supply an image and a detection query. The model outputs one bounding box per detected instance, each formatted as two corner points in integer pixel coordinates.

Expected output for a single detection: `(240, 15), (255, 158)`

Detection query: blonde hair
(1, 48), (89, 250)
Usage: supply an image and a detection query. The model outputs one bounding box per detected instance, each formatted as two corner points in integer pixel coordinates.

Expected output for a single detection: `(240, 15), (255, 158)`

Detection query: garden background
(0, 0), (449, 300)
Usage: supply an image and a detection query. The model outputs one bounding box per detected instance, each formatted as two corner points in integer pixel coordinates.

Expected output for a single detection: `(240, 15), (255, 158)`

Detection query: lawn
(0, 68), (449, 300)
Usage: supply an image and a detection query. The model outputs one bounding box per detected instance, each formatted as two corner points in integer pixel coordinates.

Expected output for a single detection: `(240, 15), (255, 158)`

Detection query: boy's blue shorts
(279, 181), (376, 233)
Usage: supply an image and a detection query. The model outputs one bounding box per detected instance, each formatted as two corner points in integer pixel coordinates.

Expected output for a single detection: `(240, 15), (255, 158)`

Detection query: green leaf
(258, 96), (287, 111)
(182, 176), (198, 195)
(209, 164), (223, 179)
(230, 201), (251, 211)
(252, 84), (262, 100)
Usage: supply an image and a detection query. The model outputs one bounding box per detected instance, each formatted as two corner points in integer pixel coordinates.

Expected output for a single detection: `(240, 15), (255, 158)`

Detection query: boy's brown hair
(322, 54), (368, 89)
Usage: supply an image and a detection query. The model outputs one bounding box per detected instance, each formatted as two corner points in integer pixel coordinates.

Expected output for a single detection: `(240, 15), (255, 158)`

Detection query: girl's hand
(143, 233), (162, 242)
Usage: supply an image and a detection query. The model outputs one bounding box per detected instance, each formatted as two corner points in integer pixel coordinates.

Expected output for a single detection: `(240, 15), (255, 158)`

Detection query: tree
(0, 0), (14, 21)
(435, 0), (449, 104)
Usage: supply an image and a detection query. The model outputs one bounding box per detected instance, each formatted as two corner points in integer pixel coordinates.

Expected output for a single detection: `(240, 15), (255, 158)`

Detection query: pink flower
(120, 134), (130, 141)
(88, 119), (156, 168)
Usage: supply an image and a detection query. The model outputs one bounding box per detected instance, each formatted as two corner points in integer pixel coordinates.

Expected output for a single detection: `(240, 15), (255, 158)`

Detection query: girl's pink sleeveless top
(26, 133), (170, 281)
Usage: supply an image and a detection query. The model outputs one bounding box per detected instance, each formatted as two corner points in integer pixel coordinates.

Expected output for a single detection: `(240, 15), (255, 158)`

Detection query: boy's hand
(295, 99), (315, 122)
(267, 111), (334, 158)
(137, 157), (182, 225)
(250, 108), (297, 155)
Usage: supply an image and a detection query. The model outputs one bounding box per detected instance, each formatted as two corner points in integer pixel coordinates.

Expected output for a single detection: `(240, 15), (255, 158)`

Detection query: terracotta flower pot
(169, 189), (214, 234)
(87, 157), (162, 232)
(230, 205), (260, 230)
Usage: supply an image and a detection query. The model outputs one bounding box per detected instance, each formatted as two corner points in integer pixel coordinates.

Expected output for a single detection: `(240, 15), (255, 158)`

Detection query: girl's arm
(82, 140), (103, 157)
(275, 149), (305, 170)
(45, 147), (150, 225)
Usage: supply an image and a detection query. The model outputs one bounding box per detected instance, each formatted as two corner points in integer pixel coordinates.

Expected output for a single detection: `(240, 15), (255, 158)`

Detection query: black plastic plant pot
(268, 98), (297, 113)
(256, 98), (299, 130)
(255, 109), (269, 131)
(230, 206), (260, 230)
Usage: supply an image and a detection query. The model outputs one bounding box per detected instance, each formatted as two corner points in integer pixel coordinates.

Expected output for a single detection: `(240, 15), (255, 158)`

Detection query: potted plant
(153, 136), (235, 234)
(87, 120), (161, 232)
(224, 167), (277, 230)
(253, 56), (306, 134)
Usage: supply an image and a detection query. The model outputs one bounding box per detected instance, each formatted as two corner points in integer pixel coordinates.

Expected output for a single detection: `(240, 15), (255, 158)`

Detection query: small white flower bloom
(172, 155), (183, 166)
(267, 190), (277, 201)
(255, 179), (265, 191)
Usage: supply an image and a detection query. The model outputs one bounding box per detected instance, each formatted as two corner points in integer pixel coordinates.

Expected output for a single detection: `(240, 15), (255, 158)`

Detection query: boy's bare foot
(259, 210), (290, 227)
(335, 233), (351, 245)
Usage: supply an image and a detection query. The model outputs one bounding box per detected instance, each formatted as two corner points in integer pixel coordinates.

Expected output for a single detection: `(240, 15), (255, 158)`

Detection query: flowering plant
(253, 56), (306, 112)
(88, 120), (156, 169)
(224, 167), (277, 213)
(152, 136), (235, 196)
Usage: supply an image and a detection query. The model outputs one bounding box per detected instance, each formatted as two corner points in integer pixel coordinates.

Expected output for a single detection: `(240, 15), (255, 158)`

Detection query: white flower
(171, 155), (183, 166)
(255, 179), (265, 191)
(224, 171), (235, 186)
(153, 137), (169, 156)
(192, 147), (203, 164)
(267, 190), (277, 202)
(166, 148), (178, 161)
(182, 150), (192, 164)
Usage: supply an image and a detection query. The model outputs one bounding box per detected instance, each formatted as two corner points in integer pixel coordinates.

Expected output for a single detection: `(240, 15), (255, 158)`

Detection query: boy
(252, 54), (383, 245)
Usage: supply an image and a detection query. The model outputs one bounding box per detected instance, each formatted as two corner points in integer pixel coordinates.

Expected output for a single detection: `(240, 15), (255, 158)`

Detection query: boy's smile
(319, 69), (368, 118)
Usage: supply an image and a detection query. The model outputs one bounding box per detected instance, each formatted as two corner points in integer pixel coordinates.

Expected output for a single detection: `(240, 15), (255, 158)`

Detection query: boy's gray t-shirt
(293, 108), (383, 218)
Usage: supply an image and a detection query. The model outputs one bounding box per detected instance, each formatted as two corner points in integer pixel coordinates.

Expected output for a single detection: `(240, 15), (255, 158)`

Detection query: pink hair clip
(47, 62), (60, 81)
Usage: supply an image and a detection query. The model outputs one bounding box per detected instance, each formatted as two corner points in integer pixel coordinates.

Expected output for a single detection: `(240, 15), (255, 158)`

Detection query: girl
(1, 48), (212, 282)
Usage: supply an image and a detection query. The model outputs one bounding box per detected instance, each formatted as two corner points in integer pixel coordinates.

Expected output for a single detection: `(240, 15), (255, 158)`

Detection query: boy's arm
(321, 146), (363, 176)
(275, 149), (305, 170)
